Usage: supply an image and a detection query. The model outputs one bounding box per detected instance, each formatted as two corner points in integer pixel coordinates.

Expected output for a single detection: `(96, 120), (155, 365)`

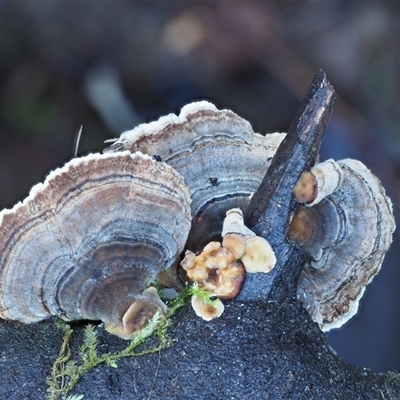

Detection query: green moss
(46, 284), (217, 400)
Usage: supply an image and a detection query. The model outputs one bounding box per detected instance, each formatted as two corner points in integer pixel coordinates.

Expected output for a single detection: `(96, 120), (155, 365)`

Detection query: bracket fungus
(105, 101), (395, 330)
(288, 159), (395, 331)
(0, 99), (395, 339)
(105, 101), (285, 253)
(0, 151), (191, 339)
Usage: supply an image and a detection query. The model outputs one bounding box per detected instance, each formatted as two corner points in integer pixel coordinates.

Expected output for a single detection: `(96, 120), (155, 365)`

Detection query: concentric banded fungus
(289, 159), (395, 331)
(0, 151), (191, 339)
(105, 101), (285, 252)
(104, 102), (394, 330)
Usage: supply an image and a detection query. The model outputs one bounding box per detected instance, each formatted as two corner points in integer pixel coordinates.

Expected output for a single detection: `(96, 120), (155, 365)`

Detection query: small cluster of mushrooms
(0, 101), (395, 339)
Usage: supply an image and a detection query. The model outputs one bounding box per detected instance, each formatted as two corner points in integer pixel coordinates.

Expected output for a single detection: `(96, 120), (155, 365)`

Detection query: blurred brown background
(1, 2), (399, 373)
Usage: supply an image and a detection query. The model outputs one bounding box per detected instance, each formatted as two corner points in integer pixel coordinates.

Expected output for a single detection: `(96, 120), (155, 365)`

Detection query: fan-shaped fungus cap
(287, 199), (341, 262)
(0, 151), (191, 339)
(289, 159), (395, 331)
(191, 294), (224, 321)
(104, 101), (285, 252)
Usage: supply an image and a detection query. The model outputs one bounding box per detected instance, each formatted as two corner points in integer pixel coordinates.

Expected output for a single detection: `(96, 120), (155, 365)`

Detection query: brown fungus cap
(293, 159), (343, 206)
(293, 171), (318, 204)
(287, 199), (341, 262)
(105, 287), (168, 340)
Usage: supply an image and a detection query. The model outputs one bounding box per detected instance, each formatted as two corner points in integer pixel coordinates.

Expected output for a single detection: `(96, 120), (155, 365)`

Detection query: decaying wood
(241, 69), (336, 302)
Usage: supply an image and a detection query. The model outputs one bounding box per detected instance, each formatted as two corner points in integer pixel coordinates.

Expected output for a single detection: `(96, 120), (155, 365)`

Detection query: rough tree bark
(241, 69), (335, 303)
(1, 71), (399, 400)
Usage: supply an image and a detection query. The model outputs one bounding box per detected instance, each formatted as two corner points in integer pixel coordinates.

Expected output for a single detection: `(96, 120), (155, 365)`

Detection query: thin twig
(147, 349), (162, 400)
(73, 125), (83, 158)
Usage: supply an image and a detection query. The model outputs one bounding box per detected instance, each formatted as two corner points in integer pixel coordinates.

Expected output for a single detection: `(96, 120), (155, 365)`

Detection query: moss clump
(46, 284), (217, 400)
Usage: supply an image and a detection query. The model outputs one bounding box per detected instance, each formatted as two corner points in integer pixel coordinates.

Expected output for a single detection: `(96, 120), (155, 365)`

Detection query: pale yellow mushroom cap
(191, 294), (224, 321)
(222, 233), (246, 259)
(181, 242), (245, 299)
(309, 159), (343, 206)
(222, 208), (254, 259)
(241, 236), (277, 273)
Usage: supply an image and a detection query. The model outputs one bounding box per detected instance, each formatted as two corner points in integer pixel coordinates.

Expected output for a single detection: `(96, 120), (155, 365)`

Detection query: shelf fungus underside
(289, 159), (395, 331)
(0, 152), (191, 339)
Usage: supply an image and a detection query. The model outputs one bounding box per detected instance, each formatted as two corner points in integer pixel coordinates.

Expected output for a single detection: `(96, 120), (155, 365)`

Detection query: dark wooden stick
(240, 69), (336, 302)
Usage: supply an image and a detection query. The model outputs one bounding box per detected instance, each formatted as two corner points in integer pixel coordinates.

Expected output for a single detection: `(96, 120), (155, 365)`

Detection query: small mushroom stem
(242, 70), (336, 302)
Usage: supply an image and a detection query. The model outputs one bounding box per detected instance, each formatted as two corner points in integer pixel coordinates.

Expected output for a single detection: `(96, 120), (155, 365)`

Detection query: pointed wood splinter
(241, 69), (337, 302)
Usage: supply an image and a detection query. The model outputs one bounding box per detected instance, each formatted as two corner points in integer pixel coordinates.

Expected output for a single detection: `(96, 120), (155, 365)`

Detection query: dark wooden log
(241, 69), (336, 302)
